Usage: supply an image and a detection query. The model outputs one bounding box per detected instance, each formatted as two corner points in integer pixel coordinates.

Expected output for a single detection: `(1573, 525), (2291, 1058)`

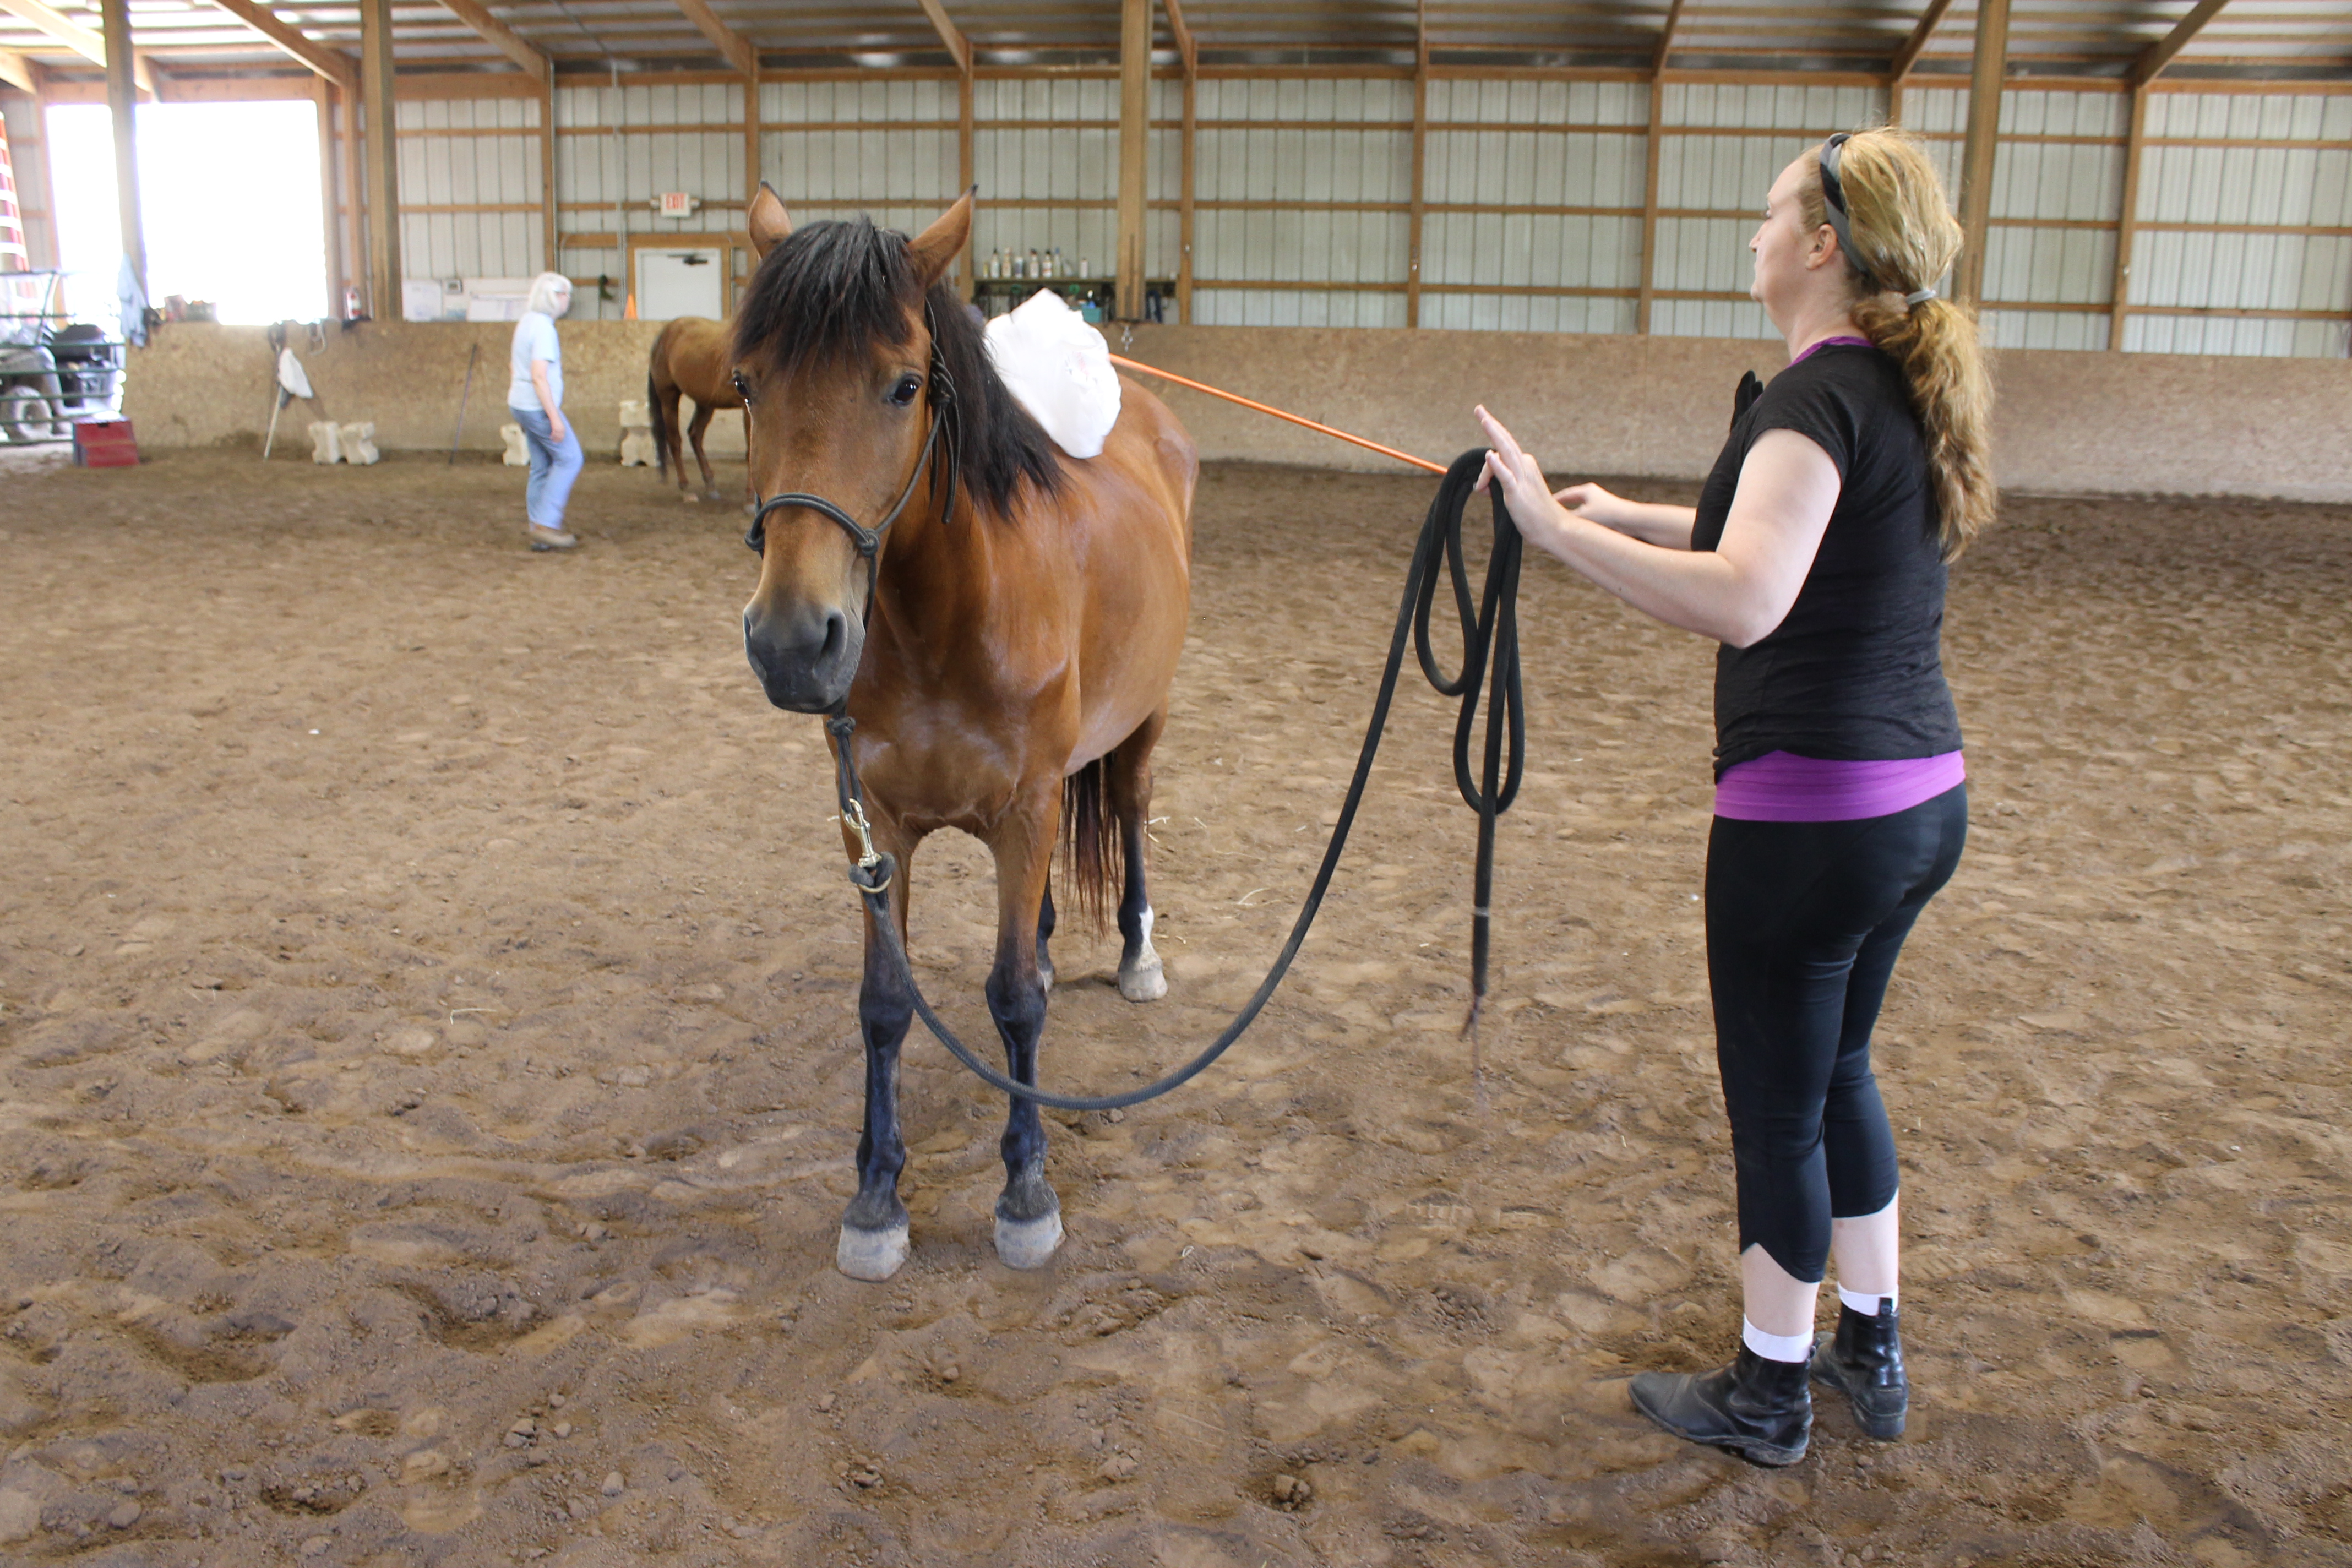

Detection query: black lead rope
(829, 446), (1526, 1112)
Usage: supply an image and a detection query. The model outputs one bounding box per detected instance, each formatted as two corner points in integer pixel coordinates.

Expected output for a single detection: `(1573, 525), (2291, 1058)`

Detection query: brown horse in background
(733, 184), (1196, 1281)
(647, 316), (745, 502)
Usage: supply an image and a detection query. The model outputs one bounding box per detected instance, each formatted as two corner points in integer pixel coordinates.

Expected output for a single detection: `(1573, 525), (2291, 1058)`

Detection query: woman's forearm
(531, 362), (559, 419)
(1602, 502), (1698, 550)
(1522, 509), (1763, 644)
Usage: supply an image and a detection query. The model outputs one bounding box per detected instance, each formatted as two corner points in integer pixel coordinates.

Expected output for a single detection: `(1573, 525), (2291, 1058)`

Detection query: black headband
(1818, 132), (1876, 289)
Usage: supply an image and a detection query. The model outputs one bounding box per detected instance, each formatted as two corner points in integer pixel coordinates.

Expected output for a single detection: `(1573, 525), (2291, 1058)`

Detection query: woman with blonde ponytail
(1473, 127), (1990, 1464)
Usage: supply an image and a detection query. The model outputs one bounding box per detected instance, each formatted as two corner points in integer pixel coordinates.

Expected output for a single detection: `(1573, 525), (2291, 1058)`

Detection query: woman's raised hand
(1472, 405), (1567, 545)
(1554, 481), (1624, 529)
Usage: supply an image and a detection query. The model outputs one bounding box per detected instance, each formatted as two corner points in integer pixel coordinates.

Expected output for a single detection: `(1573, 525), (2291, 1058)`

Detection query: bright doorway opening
(47, 99), (327, 325)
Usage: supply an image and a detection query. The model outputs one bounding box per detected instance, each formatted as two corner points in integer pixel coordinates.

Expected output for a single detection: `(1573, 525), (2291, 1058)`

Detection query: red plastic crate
(73, 418), (138, 468)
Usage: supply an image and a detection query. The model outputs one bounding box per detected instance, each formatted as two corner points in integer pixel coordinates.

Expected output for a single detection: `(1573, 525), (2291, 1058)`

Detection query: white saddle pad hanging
(982, 290), (1121, 460)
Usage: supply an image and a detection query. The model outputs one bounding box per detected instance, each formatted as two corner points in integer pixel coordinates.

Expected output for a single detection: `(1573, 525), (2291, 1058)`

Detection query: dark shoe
(1811, 1301), (1908, 1439)
(1630, 1345), (1811, 1467)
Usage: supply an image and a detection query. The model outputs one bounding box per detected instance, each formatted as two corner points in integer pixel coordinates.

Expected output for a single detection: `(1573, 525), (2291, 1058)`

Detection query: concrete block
(618, 398), (651, 430)
(619, 429), (657, 467)
(308, 421), (342, 464)
(502, 423), (530, 466)
(340, 422), (379, 465)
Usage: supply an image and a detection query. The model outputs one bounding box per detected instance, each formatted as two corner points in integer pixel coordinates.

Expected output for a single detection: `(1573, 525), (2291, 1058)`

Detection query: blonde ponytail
(1802, 128), (1996, 559)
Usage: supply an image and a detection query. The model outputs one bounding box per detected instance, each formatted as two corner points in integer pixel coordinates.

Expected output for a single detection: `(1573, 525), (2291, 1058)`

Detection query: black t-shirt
(1691, 342), (1963, 778)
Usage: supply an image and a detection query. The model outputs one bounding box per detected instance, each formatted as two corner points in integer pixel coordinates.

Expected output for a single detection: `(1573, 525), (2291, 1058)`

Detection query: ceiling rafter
(202, 0), (356, 86)
(670, 0), (755, 77)
(0, 0), (152, 94)
(0, 44), (32, 88)
(427, 0), (547, 79)
(2132, 0), (2231, 84)
(1654, 0), (1689, 72)
(915, 0), (969, 73)
(1163, 0), (1196, 77)
(1891, 0), (1957, 78)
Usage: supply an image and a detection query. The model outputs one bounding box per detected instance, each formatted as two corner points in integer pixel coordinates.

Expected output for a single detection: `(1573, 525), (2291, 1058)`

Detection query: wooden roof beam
(202, 0), (356, 88)
(1163, 0), (1196, 78)
(915, 0), (968, 74)
(0, 46), (34, 89)
(1654, 0), (1689, 73)
(672, 0), (756, 78)
(426, 0), (546, 81)
(2131, 0), (2230, 86)
(0, 0), (154, 96)
(1890, 0), (1958, 79)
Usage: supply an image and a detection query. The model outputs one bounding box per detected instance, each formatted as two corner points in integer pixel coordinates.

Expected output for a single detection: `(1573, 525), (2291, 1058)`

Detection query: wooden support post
(97, 0), (143, 300)
(1177, 70), (1194, 324)
(2106, 85), (2147, 352)
(1406, 0), (1426, 328)
(1115, 0), (1147, 320)
(957, 68), (973, 299)
(1166, 0), (1195, 324)
(1953, 0), (2010, 309)
(543, 74), (559, 272)
(1636, 78), (1665, 333)
(315, 78), (344, 315)
(359, 0), (400, 319)
(339, 83), (363, 314)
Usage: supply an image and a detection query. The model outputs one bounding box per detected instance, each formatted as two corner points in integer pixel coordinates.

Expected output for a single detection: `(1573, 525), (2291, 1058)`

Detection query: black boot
(1629, 1345), (1811, 1467)
(1811, 1300), (1907, 1439)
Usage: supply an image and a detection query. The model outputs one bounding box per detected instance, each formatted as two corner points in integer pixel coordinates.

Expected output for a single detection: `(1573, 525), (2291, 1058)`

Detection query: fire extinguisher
(344, 285), (363, 321)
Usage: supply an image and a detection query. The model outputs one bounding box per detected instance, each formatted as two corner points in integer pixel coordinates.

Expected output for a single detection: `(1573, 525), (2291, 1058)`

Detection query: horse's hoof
(1118, 954), (1167, 1004)
(994, 1210), (1063, 1270)
(682, 492), (703, 504)
(836, 1222), (910, 1281)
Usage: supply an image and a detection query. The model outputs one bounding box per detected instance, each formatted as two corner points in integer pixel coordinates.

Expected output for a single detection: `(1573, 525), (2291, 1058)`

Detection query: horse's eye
(889, 374), (922, 408)
(732, 370), (753, 402)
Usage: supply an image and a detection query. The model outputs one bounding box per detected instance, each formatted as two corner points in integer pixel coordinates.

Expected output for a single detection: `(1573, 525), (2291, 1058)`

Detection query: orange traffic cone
(624, 291), (637, 320)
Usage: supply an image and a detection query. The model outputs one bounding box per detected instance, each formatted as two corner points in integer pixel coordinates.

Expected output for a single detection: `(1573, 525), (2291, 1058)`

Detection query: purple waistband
(1714, 750), (1965, 823)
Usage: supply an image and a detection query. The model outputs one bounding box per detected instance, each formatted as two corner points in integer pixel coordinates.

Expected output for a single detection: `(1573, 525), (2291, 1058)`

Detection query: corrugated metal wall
(396, 94), (544, 286)
(2131, 91), (2352, 358)
(1, 89), (57, 269)
(556, 80), (745, 322)
(373, 73), (2348, 355)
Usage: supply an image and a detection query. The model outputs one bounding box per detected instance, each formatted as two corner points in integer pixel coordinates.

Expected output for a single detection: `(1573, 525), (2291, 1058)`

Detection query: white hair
(526, 272), (573, 317)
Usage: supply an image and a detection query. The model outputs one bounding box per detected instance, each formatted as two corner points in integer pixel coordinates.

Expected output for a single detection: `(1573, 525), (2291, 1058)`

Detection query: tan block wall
(124, 320), (2352, 502)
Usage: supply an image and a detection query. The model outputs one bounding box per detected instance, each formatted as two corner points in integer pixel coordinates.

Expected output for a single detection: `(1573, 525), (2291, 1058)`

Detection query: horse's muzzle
(743, 603), (861, 712)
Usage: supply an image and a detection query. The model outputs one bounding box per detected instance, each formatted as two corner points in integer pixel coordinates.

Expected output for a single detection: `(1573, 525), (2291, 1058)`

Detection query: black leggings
(1705, 784), (1967, 1283)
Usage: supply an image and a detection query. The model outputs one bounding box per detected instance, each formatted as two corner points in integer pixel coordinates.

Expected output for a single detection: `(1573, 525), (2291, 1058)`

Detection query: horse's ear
(907, 189), (974, 293)
(748, 181), (792, 259)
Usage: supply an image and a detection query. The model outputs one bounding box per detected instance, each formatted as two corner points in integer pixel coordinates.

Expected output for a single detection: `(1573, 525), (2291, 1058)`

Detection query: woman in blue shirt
(509, 272), (582, 551)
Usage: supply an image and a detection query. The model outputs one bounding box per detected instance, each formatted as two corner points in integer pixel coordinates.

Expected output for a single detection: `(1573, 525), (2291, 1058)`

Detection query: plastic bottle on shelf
(1079, 256), (1090, 279)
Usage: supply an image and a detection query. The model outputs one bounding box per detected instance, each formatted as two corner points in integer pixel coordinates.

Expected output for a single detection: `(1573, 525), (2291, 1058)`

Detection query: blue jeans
(513, 405), (584, 529)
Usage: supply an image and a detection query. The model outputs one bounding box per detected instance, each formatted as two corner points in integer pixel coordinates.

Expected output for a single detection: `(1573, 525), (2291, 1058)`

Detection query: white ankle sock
(1741, 1318), (1812, 1363)
(1838, 1286), (1896, 1316)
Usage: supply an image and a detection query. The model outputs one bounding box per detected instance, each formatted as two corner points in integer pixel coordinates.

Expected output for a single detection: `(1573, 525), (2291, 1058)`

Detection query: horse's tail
(1060, 759), (1121, 932)
(647, 363), (669, 482)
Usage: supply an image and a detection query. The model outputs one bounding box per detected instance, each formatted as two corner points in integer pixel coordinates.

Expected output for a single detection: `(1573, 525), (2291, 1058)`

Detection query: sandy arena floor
(0, 444), (2348, 1567)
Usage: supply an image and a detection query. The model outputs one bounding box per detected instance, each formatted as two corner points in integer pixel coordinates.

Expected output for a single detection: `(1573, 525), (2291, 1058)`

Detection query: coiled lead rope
(831, 447), (1526, 1110)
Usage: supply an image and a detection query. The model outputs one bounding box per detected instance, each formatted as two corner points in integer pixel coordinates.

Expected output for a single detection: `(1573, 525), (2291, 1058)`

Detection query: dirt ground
(1, 442), (2348, 1568)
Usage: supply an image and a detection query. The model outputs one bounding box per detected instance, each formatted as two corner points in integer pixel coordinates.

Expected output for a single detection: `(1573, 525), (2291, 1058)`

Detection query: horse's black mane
(733, 215), (1064, 520)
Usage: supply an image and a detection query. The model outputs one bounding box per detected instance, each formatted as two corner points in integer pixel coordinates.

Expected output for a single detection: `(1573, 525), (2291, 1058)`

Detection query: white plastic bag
(982, 290), (1121, 460)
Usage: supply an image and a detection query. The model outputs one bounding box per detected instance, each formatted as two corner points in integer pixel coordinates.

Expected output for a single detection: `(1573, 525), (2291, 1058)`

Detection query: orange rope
(1107, 353), (1447, 476)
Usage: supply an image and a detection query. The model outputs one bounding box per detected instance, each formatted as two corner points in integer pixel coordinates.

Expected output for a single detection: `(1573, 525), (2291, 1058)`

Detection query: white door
(635, 247), (725, 321)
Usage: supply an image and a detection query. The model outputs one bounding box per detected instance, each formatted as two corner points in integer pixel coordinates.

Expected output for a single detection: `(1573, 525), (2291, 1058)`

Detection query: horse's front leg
(838, 825), (921, 1282)
(687, 405), (719, 501)
(986, 788), (1061, 1270)
(1110, 709), (1170, 1002)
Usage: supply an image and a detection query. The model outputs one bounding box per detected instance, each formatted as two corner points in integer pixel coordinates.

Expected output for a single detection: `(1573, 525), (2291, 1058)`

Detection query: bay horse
(647, 316), (745, 502)
(733, 184), (1196, 1281)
